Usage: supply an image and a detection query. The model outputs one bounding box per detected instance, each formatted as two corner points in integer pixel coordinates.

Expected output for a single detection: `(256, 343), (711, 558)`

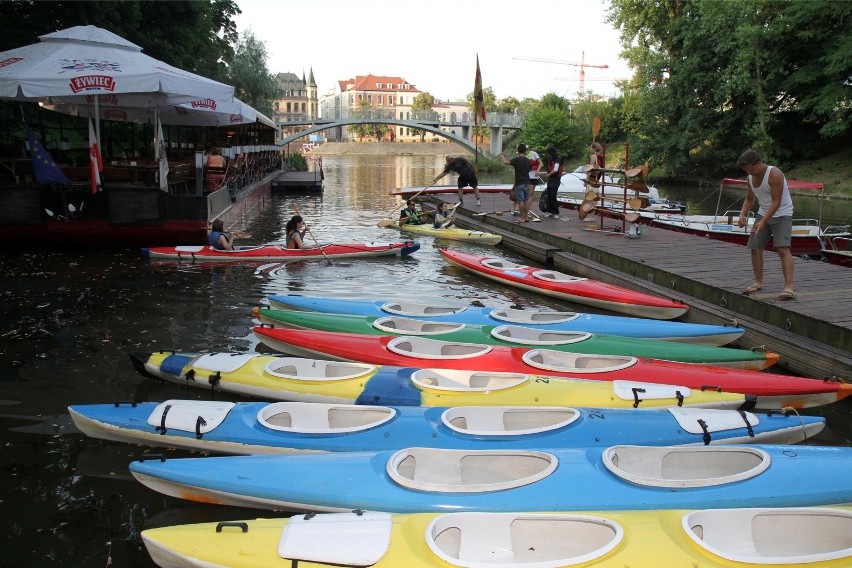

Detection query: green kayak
(252, 307), (778, 371)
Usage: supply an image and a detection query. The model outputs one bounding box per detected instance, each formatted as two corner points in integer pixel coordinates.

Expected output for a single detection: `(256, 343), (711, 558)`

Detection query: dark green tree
(228, 29), (279, 116)
(411, 92), (435, 141)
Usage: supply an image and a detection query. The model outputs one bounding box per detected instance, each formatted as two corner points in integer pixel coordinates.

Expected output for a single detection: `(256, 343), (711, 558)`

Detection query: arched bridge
(277, 110), (523, 157)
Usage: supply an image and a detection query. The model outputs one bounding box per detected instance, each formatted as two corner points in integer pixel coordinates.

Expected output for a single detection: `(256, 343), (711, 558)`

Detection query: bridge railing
(278, 108), (524, 129)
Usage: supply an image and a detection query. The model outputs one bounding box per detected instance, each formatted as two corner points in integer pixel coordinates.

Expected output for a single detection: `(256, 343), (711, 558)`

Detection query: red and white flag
(88, 118), (102, 194)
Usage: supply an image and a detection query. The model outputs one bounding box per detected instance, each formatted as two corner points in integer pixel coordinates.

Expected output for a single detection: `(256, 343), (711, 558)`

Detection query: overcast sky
(233, 0), (632, 102)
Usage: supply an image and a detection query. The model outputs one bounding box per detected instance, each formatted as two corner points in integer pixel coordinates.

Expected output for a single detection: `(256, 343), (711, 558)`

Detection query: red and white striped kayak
(440, 249), (688, 320)
(252, 327), (852, 409)
(141, 241), (420, 261)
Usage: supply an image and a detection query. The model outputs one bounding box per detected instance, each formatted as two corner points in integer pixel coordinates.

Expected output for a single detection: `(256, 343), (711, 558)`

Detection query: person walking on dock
(736, 149), (796, 300)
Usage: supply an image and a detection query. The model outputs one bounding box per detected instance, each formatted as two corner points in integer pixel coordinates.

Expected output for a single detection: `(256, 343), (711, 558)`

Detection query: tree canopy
(607, 0), (852, 175)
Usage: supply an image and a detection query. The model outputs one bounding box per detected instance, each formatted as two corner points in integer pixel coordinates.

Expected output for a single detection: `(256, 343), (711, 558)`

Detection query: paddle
(439, 202), (460, 228)
(582, 164), (645, 178)
(583, 192), (646, 211)
(291, 203), (333, 266)
(592, 116), (601, 142)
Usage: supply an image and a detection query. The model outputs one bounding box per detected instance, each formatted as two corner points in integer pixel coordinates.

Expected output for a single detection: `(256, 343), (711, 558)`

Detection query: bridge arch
(278, 118), (482, 155)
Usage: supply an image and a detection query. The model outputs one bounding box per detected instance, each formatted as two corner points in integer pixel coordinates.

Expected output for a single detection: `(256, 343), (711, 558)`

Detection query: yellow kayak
(142, 507), (852, 568)
(131, 351), (750, 409)
(381, 219), (502, 245)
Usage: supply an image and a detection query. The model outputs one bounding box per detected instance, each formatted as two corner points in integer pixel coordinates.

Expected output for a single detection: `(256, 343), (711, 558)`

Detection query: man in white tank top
(735, 149), (796, 300)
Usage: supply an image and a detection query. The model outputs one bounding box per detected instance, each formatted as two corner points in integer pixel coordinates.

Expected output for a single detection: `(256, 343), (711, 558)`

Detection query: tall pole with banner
(473, 54), (486, 165)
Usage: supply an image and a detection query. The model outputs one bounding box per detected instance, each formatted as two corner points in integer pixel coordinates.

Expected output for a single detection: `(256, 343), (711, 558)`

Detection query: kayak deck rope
(156, 404), (171, 435)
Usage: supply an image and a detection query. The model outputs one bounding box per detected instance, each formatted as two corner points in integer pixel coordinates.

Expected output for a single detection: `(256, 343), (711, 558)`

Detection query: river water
(1, 154), (850, 566)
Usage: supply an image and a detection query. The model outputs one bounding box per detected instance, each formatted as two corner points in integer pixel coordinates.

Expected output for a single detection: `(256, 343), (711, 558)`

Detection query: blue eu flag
(25, 124), (69, 185)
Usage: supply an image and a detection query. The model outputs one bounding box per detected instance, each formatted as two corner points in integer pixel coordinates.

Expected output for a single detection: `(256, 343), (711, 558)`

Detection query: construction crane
(513, 52), (608, 94)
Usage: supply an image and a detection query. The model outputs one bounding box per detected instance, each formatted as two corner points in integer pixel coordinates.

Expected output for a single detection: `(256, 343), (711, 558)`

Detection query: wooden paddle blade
(641, 164), (649, 179)
(584, 190), (598, 201)
(625, 212), (641, 223)
(581, 201), (597, 213)
(628, 198), (644, 210)
(577, 204), (589, 219)
(377, 219), (396, 228)
(592, 116), (601, 140)
(624, 166), (644, 178)
(628, 180), (650, 193)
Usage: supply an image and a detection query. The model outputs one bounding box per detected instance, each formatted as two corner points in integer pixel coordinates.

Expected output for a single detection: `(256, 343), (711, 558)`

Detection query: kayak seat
(388, 336), (491, 359)
(411, 370), (529, 392)
(258, 402), (395, 433)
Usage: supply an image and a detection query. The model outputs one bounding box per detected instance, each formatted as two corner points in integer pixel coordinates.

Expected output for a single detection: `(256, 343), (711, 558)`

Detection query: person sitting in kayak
(208, 219), (233, 251)
(285, 215), (317, 249)
(399, 200), (425, 226)
(433, 202), (456, 229)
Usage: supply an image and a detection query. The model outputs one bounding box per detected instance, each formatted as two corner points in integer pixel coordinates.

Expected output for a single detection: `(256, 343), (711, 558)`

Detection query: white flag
(156, 117), (169, 191)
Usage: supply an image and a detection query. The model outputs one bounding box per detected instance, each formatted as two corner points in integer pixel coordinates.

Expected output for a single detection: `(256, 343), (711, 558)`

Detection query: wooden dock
(271, 171), (323, 192)
(431, 194), (852, 379)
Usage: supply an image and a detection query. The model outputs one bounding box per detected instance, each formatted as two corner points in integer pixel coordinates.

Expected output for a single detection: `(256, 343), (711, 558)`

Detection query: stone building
(272, 69), (318, 145)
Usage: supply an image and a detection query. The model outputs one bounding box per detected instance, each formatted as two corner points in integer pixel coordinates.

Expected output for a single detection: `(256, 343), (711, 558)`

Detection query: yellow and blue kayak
(130, 351), (751, 410)
(143, 507), (852, 568)
(381, 219), (502, 245)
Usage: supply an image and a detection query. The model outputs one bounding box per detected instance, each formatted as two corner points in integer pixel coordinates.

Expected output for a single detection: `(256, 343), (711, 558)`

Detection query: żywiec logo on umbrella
(0, 57), (23, 68)
(104, 109), (127, 120)
(59, 58), (121, 73)
(190, 99), (217, 110)
(84, 94), (119, 105)
(69, 75), (116, 93)
(229, 114), (245, 123)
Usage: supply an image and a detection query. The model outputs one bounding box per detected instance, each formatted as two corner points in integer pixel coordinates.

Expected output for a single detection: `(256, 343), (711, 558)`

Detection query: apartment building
(272, 69), (318, 145)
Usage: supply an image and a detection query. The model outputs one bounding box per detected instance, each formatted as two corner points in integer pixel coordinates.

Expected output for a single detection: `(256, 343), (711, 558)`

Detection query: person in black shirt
(433, 155), (481, 206)
(501, 144), (532, 222)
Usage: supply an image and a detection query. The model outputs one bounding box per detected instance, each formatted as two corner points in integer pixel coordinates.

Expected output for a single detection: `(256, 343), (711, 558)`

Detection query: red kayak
(253, 327), (852, 409)
(141, 241), (420, 261)
(440, 249), (688, 320)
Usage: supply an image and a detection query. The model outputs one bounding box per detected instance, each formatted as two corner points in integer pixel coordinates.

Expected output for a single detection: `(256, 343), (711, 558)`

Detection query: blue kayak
(266, 295), (744, 346)
(129, 444), (852, 513)
(68, 401), (823, 455)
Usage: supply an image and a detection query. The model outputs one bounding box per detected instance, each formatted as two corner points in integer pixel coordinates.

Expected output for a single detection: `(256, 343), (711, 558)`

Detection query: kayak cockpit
(531, 269), (588, 284)
(489, 308), (581, 324)
(427, 512), (623, 567)
(411, 369), (530, 392)
(683, 508), (852, 564)
(388, 336), (492, 359)
(491, 325), (592, 345)
(481, 258), (527, 270)
(380, 301), (466, 316)
(372, 316), (465, 335)
(441, 406), (580, 436)
(603, 445), (771, 488)
(258, 402), (396, 434)
(523, 349), (637, 373)
(387, 447), (557, 492)
(264, 358), (378, 381)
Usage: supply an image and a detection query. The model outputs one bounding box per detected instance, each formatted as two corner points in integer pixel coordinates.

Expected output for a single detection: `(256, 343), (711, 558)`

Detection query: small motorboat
(128, 444), (852, 512)
(439, 249), (689, 320)
(69, 400), (822, 454)
(130, 351), (752, 410)
(252, 307), (778, 370)
(141, 507), (852, 568)
(822, 236), (852, 268)
(266, 294), (744, 346)
(140, 241), (420, 261)
(252, 327), (852, 409)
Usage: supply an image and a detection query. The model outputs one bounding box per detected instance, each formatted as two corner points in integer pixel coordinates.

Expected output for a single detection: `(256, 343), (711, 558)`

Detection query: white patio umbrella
(0, 25), (234, 104)
(43, 96), (260, 127)
(0, 25), (238, 190)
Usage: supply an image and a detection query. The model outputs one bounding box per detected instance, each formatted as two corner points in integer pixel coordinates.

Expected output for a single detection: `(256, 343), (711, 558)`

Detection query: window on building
(376, 83), (382, 89)
(389, 96), (394, 106)
(378, 95), (383, 106)
(274, 102), (280, 111)
(368, 95), (372, 104)
(301, 103), (306, 112)
(286, 103), (291, 112)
